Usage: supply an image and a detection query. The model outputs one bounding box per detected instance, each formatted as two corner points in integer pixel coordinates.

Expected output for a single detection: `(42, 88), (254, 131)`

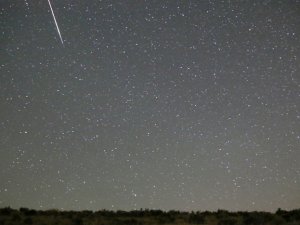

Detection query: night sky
(1, 0), (300, 212)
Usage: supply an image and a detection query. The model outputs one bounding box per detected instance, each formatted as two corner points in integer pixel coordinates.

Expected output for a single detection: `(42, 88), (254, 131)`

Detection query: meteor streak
(47, 0), (64, 46)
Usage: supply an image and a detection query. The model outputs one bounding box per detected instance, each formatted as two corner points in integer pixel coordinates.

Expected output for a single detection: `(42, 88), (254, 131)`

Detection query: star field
(0, 0), (300, 212)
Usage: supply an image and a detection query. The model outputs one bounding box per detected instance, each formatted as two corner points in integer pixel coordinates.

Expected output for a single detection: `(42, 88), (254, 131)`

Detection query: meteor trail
(47, 0), (64, 46)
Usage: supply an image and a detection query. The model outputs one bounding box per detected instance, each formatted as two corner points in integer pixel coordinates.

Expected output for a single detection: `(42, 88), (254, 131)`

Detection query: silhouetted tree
(0, 207), (12, 216)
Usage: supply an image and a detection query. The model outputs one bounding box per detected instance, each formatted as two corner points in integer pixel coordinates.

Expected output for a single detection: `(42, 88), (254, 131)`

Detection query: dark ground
(0, 207), (300, 225)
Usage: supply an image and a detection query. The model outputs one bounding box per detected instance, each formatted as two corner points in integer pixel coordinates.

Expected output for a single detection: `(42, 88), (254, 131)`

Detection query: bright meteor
(47, 0), (64, 46)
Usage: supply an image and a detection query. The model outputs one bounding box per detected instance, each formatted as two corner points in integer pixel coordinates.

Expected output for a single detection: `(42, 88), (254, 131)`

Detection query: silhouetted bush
(116, 210), (128, 217)
(0, 207), (13, 216)
(168, 210), (181, 216)
(25, 209), (37, 216)
(20, 207), (29, 214)
(201, 210), (212, 217)
(81, 210), (93, 217)
(188, 212), (205, 224)
(96, 209), (116, 217)
(290, 209), (300, 221)
(244, 212), (266, 225)
(40, 209), (59, 217)
(149, 209), (164, 216)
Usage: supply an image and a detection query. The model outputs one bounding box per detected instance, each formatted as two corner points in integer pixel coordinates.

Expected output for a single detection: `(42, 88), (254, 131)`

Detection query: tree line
(0, 207), (299, 225)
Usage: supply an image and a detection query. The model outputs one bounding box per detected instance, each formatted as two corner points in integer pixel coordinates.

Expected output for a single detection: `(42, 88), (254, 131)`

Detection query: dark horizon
(2, 206), (300, 213)
(1, 207), (300, 225)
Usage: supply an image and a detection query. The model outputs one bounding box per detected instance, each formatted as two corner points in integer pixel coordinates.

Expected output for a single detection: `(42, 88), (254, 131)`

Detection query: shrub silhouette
(243, 212), (267, 225)
(188, 212), (205, 224)
(0, 207), (13, 216)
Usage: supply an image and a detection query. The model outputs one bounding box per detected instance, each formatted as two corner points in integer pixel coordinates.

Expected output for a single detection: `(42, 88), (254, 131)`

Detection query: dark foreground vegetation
(0, 207), (299, 225)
